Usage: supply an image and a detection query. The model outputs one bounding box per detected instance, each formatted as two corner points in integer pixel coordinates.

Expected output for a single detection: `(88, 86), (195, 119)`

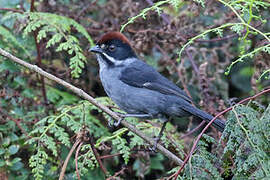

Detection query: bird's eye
(109, 45), (116, 52)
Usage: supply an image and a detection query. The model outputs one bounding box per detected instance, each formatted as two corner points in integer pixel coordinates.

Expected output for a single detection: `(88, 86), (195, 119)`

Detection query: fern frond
(23, 12), (94, 78)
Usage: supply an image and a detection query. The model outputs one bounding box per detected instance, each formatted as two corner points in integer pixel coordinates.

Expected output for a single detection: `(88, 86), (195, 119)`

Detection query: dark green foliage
(170, 103), (270, 180)
(22, 12), (94, 78)
(222, 104), (270, 178)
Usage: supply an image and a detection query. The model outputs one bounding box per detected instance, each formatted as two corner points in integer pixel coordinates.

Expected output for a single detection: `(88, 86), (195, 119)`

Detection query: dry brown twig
(75, 141), (83, 180)
(89, 134), (109, 176)
(106, 167), (127, 180)
(59, 138), (81, 180)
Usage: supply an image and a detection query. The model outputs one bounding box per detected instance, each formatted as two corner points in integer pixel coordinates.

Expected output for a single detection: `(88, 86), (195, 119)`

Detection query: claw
(148, 137), (159, 152)
(148, 120), (168, 152)
(113, 117), (124, 126)
(108, 113), (125, 127)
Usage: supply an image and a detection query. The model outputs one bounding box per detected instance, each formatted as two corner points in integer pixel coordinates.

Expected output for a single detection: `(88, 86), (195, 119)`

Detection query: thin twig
(100, 153), (122, 159)
(195, 21), (264, 43)
(173, 87), (270, 180)
(74, 0), (97, 21)
(30, 0), (35, 11)
(30, 0), (48, 105)
(145, 0), (170, 24)
(0, 108), (31, 138)
(0, 8), (24, 13)
(90, 135), (108, 175)
(180, 121), (205, 139)
(75, 142), (83, 180)
(106, 167), (127, 180)
(195, 33), (238, 43)
(59, 139), (81, 180)
(0, 48), (184, 166)
(185, 49), (199, 76)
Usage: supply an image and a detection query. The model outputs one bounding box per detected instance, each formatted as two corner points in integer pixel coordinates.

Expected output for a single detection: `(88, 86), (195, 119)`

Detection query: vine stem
(225, 43), (270, 75)
(120, 0), (170, 32)
(39, 105), (78, 139)
(173, 87), (270, 180)
(178, 0), (270, 62)
(177, 22), (270, 62)
(217, 0), (246, 24)
(258, 68), (270, 82)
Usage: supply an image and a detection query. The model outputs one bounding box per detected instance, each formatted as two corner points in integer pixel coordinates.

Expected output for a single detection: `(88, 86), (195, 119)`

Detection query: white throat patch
(97, 53), (136, 71)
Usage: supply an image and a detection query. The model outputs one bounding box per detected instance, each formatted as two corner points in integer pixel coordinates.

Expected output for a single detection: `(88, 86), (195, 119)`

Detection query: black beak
(89, 45), (103, 54)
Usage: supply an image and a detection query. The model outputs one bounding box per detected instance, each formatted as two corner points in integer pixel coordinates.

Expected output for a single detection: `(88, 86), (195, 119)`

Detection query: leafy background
(0, 0), (269, 179)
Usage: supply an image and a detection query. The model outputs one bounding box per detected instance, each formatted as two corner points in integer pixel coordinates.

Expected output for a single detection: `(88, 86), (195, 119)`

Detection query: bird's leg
(149, 120), (168, 152)
(121, 113), (153, 118)
(112, 116), (124, 126)
(111, 113), (153, 127)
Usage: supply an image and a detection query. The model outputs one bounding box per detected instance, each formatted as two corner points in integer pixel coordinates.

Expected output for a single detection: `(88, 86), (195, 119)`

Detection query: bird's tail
(182, 104), (225, 132)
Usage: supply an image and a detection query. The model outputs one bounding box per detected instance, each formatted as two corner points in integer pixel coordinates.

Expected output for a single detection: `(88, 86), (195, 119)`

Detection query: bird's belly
(99, 68), (165, 116)
(99, 68), (192, 118)
(99, 68), (132, 110)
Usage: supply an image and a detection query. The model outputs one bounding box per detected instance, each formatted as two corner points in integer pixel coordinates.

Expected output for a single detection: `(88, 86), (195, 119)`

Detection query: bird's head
(90, 32), (137, 67)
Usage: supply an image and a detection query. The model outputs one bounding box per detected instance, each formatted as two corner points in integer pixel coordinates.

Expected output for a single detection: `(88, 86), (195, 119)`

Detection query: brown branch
(185, 49), (199, 76)
(60, 130), (87, 180)
(0, 8), (24, 13)
(59, 139), (81, 180)
(30, 0), (48, 105)
(100, 153), (122, 159)
(173, 87), (270, 180)
(106, 167), (127, 180)
(75, 142), (83, 180)
(30, 0), (35, 12)
(0, 48), (184, 166)
(90, 135), (108, 176)
(180, 121), (205, 139)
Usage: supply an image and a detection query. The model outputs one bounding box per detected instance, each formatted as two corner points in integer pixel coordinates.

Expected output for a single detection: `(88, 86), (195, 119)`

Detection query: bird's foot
(108, 112), (125, 127)
(113, 116), (124, 126)
(148, 137), (160, 153)
(109, 112), (153, 127)
(148, 121), (168, 152)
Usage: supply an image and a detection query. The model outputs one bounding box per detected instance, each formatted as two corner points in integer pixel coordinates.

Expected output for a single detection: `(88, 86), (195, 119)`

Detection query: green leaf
(46, 33), (63, 48)
(150, 153), (164, 170)
(0, 148), (5, 155)
(11, 157), (21, 164)
(10, 161), (23, 171)
(0, 160), (5, 167)
(10, 133), (19, 142)
(14, 76), (26, 87)
(9, 145), (19, 155)
(2, 138), (10, 147)
(0, 60), (20, 73)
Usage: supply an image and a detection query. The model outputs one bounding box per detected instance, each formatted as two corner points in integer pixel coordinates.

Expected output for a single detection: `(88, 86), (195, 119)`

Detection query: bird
(90, 31), (225, 148)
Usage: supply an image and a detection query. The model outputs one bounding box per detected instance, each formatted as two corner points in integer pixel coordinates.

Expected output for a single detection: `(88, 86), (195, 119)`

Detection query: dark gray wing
(119, 60), (192, 103)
